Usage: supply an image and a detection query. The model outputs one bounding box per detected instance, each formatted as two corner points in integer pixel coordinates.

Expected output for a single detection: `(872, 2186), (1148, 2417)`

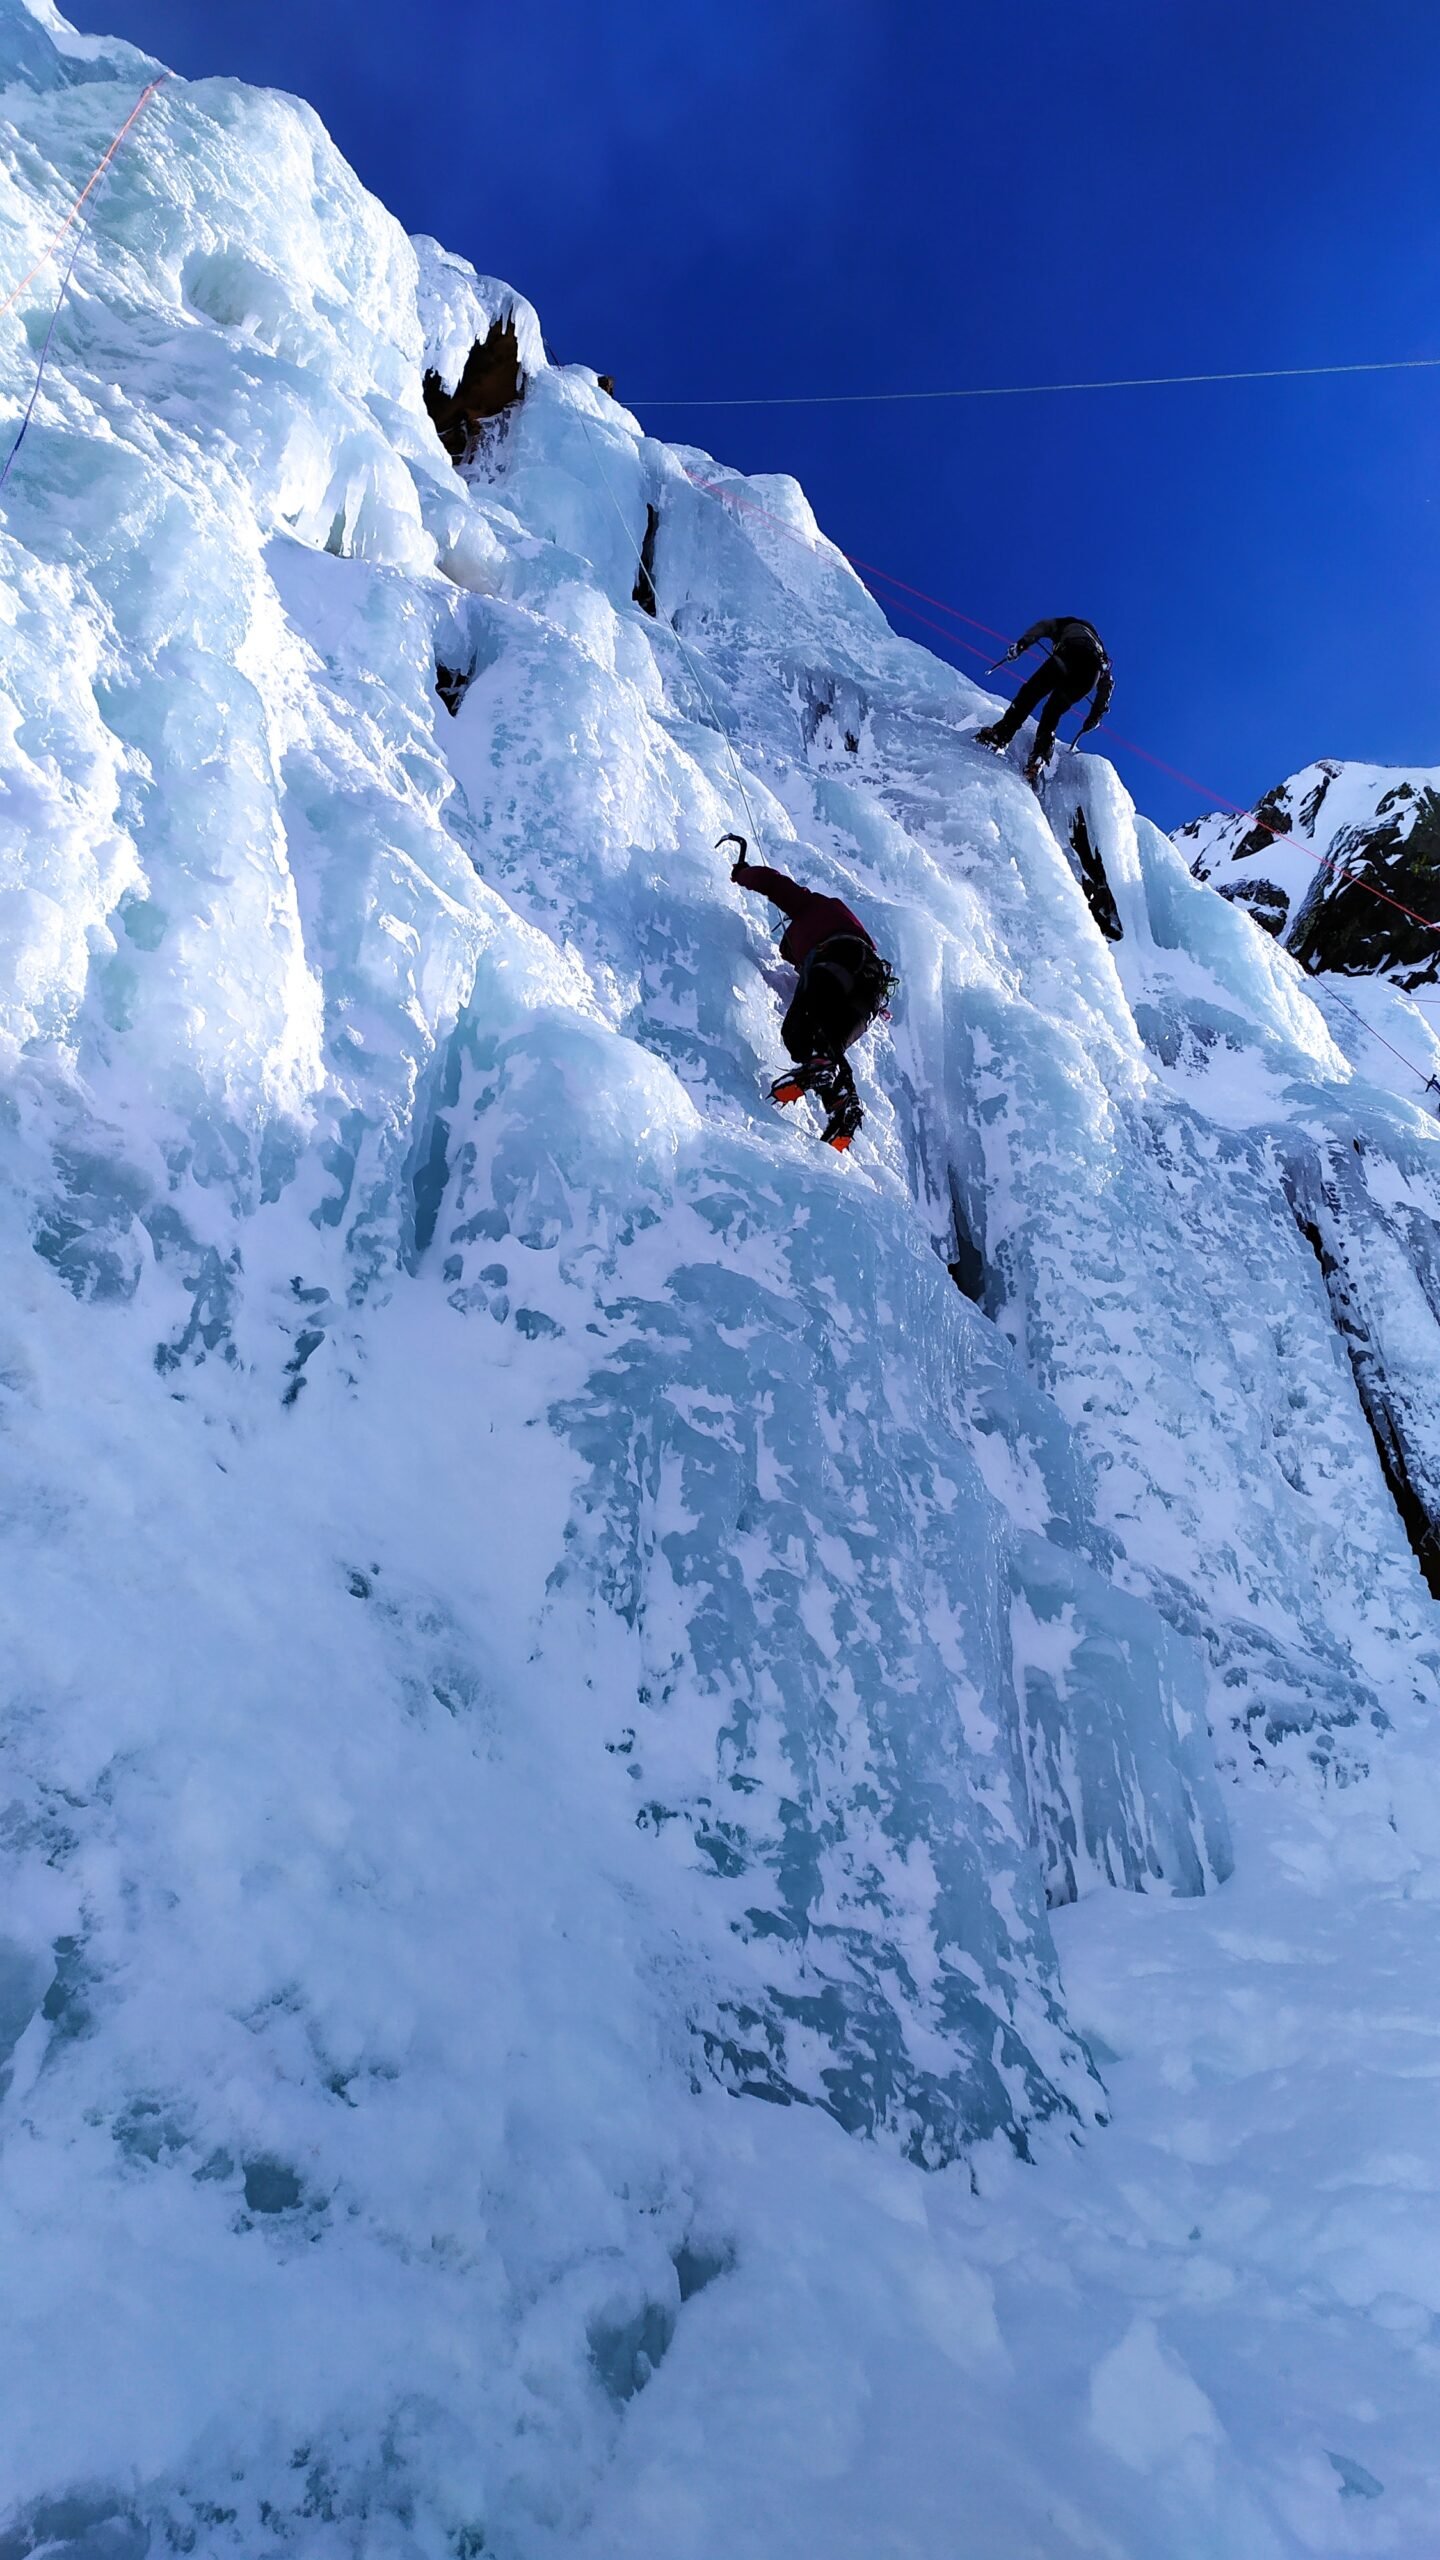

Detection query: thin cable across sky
(634, 355), (1440, 408)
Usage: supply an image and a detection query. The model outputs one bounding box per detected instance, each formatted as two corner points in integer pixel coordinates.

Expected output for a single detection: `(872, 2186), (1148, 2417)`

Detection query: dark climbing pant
(987, 653), (1095, 764)
(781, 935), (885, 1071)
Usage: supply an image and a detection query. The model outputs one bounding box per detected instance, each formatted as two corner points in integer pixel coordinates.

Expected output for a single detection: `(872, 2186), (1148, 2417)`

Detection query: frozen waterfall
(0, 7), (1438, 2554)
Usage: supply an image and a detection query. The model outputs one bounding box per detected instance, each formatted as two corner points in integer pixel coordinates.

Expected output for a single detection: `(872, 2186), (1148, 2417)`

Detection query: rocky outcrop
(1177, 760), (1440, 986)
(423, 311), (524, 463)
(1069, 806), (1123, 940)
(632, 502), (659, 616)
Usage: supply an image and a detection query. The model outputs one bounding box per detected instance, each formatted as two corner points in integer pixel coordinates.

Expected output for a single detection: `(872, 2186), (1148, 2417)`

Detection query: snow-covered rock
(0, 5), (1437, 2552)
(1176, 756), (1440, 986)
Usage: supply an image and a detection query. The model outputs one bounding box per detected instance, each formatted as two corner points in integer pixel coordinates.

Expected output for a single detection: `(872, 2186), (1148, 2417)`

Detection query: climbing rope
(0, 74), (168, 323)
(690, 472), (1440, 939)
(5, 88), (1416, 1094)
(636, 354), (1440, 409)
(1305, 980), (1434, 1090)
(0, 74), (169, 494)
(688, 468), (1440, 1096)
(0, 219), (85, 493)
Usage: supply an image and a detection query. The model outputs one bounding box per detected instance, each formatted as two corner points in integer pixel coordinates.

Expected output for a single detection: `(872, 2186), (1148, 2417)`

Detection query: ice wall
(0, 6), (1436, 2549)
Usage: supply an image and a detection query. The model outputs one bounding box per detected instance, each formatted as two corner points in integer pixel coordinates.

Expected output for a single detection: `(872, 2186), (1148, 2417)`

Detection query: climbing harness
(724, 832), (895, 1018)
(0, 74), (169, 495)
(0, 74), (1424, 1116)
(686, 469), (1440, 1094)
(690, 468), (1440, 932)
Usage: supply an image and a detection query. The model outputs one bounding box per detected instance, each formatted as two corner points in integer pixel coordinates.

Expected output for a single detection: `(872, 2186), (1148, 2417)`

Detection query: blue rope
(0, 217), (87, 494)
(0, 72), (170, 498)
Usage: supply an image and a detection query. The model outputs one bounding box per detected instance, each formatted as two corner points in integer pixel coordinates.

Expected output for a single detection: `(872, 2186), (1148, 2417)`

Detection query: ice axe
(717, 831), (748, 872)
(989, 641), (1058, 673)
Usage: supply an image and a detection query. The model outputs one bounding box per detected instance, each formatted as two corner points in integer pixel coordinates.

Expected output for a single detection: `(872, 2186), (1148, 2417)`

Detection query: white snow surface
(0, 10), (1437, 2554)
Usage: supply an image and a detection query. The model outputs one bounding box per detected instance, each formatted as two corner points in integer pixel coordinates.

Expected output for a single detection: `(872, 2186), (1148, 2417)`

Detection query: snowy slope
(0, 8), (1438, 2555)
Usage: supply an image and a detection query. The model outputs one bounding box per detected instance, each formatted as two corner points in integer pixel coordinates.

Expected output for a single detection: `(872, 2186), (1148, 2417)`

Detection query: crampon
(820, 1092), (863, 1152)
(771, 1057), (838, 1107)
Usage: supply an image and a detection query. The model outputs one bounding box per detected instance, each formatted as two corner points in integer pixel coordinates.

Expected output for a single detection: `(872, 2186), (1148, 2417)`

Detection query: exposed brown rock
(424, 313), (524, 465)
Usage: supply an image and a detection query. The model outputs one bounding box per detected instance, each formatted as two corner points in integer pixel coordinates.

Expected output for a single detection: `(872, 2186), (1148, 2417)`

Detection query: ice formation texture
(0, 7), (1438, 2554)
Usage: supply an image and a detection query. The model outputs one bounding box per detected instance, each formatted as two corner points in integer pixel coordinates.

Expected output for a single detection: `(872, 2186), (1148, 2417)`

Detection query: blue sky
(67, 0), (1440, 829)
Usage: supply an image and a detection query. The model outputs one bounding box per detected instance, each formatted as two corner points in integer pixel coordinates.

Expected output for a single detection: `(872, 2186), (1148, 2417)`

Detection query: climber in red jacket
(723, 836), (892, 1151)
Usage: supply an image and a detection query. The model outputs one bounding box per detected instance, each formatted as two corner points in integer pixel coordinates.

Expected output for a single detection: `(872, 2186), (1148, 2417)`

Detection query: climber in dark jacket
(723, 835), (891, 1152)
(974, 617), (1114, 786)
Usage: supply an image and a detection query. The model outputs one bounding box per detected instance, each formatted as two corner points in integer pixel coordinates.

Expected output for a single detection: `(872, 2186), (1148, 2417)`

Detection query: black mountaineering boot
(818, 1059), (861, 1150)
(772, 1056), (839, 1108)
(821, 1091), (863, 1152)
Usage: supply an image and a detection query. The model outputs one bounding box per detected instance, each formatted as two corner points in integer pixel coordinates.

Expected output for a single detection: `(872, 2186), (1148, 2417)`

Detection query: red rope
(687, 467), (1440, 942)
(1100, 736), (1440, 939)
(0, 75), (169, 324)
(685, 466), (1440, 1092)
(837, 556), (1011, 648)
(690, 473), (1010, 647)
